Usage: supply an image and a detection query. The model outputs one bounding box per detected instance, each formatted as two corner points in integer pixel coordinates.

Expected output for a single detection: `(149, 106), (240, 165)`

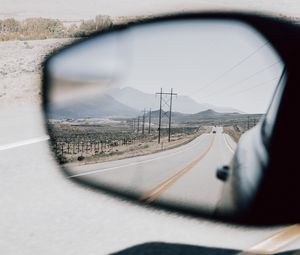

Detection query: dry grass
(0, 15), (113, 41)
(223, 125), (245, 143)
(56, 126), (212, 167)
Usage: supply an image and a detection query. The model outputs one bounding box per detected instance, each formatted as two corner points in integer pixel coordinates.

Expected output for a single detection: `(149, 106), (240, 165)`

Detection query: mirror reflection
(46, 20), (283, 214)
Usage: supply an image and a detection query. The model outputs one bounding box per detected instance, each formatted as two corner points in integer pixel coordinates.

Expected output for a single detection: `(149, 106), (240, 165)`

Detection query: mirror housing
(42, 13), (300, 225)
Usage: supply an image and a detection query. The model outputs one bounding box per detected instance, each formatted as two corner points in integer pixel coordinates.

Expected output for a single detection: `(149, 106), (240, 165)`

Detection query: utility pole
(61, 144), (64, 158)
(168, 88), (174, 142)
(142, 109), (146, 135)
(132, 118), (136, 132)
(137, 116), (140, 133)
(247, 115), (250, 130)
(157, 88), (162, 144)
(155, 88), (177, 143)
(148, 108), (151, 134)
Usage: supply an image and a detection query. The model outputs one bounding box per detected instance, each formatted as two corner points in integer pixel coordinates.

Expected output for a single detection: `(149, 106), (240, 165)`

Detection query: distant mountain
(190, 109), (240, 118)
(48, 85), (244, 121)
(147, 109), (243, 123)
(109, 86), (242, 114)
(146, 109), (187, 118)
(48, 94), (139, 119)
(183, 109), (242, 121)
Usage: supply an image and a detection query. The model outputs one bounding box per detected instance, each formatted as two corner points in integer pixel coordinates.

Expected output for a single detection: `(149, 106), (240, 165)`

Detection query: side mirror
(42, 13), (300, 225)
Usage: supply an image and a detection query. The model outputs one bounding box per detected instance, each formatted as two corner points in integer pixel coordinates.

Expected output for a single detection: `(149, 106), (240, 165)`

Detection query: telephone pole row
(134, 108), (152, 134)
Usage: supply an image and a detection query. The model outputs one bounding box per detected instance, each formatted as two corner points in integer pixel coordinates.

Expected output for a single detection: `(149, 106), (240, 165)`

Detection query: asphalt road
(68, 127), (236, 213)
(2, 106), (299, 255)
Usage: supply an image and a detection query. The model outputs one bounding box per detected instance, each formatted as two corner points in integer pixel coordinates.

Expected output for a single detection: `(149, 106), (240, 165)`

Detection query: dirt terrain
(49, 112), (261, 166)
(49, 121), (212, 166)
(223, 116), (261, 142)
(0, 38), (73, 107)
(223, 125), (246, 143)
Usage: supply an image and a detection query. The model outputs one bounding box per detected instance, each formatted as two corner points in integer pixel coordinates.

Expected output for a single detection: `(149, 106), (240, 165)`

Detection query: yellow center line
(140, 135), (216, 203)
(239, 224), (300, 255)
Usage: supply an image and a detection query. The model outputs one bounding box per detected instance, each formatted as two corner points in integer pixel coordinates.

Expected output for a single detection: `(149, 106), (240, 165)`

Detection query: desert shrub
(141, 144), (149, 149)
(58, 156), (68, 164)
(105, 151), (124, 157)
(95, 15), (113, 30)
(21, 18), (65, 39)
(0, 18), (20, 33)
(0, 14), (114, 41)
(223, 126), (243, 143)
(77, 19), (96, 36)
(66, 24), (79, 37)
(78, 156), (85, 161)
(76, 15), (113, 37)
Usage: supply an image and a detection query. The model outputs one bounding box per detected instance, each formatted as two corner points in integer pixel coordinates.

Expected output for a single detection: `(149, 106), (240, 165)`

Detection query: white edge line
(69, 134), (213, 178)
(0, 136), (50, 151)
(223, 134), (235, 154)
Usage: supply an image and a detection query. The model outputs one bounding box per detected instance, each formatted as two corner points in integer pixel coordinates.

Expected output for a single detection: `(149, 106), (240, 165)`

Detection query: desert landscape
(48, 114), (260, 166)
(47, 86), (262, 165)
(0, 38), (72, 107)
(0, 14), (264, 167)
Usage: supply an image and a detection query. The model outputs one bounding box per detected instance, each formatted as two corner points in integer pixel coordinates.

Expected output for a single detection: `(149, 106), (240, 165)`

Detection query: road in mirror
(46, 19), (283, 215)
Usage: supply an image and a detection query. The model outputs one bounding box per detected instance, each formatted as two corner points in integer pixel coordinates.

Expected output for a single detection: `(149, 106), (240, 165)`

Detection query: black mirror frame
(42, 12), (300, 226)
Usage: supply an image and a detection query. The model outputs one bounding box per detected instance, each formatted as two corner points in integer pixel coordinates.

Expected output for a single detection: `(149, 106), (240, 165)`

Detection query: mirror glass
(45, 19), (283, 215)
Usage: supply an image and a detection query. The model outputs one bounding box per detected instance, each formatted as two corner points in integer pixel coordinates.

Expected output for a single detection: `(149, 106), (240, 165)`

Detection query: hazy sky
(1, 0), (300, 20)
(119, 21), (283, 113)
(51, 20), (283, 114)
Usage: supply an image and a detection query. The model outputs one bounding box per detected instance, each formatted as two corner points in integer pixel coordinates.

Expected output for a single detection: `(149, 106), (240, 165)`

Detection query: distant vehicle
(213, 131), (216, 134)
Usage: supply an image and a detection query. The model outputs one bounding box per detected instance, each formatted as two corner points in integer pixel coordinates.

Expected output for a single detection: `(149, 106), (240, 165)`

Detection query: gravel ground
(0, 38), (73, 107)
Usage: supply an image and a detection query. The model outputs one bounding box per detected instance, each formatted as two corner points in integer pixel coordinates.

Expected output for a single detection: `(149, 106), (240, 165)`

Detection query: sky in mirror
(49, 33), (122, 81)
(49, 19), (284, 114)
(115, 20), (283, 113)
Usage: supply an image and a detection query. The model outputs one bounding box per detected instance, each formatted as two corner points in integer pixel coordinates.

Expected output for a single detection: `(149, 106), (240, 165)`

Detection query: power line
(200, 76), (280, 104)
(196, 60), (282, 100)
(191, 41), (271, 94)
(223, 76), (281, 98)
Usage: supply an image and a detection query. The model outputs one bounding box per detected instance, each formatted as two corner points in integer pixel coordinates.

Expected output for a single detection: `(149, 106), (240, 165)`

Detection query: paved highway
(3, 107), (300, 254)
(68, 127), (235, 213)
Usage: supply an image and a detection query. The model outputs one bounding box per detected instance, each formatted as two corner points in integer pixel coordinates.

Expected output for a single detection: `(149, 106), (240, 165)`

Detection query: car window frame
(261, 68), (286, 147)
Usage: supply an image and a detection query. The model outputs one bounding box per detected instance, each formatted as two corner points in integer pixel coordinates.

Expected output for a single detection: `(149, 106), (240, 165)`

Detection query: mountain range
(49, 94), (139, 119)
(49, 86), (243, 120)
(145, 109), (243, 122)
(109, 87), (242, 114)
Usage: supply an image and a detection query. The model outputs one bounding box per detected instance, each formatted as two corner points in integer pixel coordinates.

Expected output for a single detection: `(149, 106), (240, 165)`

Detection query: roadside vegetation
(223, 116), (262, 142)
(0, 14), (155, 41)
(223, 125), (245, 143)
(1, 13), (299, 41)
(48, 114), (262, 166)
(49, 121), (211, 165)
(0, 15), (113, 41)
